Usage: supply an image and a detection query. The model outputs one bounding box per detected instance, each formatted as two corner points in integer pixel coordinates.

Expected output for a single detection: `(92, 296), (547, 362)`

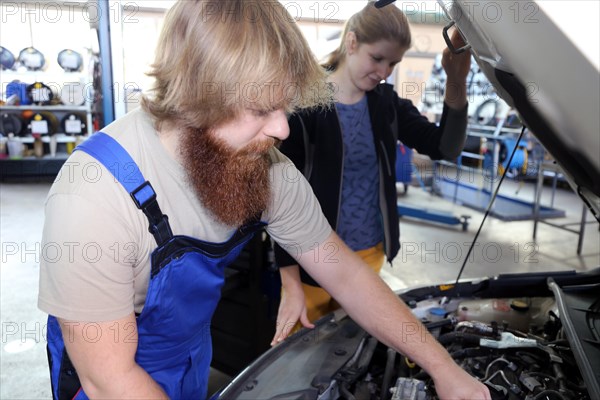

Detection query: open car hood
(437, 0), (600, 220)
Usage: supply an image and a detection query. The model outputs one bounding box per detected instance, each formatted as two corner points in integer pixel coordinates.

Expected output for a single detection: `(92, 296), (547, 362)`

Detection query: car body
(217, 1), (600, 399)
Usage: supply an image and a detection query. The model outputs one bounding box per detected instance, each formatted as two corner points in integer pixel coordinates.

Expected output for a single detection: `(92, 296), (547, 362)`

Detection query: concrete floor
(1, 173), (598, 399)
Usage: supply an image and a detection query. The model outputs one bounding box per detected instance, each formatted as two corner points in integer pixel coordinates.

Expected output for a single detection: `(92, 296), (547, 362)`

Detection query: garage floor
(2, 172), (599, 399)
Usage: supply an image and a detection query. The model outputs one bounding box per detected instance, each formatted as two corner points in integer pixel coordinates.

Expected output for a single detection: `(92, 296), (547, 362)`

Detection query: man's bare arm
(298, 232), (491, 400)
(58, 313), (168, 399)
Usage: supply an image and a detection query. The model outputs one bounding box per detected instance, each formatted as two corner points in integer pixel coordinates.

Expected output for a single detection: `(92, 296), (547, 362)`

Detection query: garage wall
(1, 1), (448, 120)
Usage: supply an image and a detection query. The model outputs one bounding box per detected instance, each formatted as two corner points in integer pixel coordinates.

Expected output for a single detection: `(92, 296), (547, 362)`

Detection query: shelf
(1, 104), (93, 137)
(460, 151), (485, 160)
(1, 70), (89, 80)
(467, 123), (523, 135)
(13, 135), (80, 144)
(0, 105), (90, 112)
(1, 154), (69, 161)
(0, 155), (70, 178)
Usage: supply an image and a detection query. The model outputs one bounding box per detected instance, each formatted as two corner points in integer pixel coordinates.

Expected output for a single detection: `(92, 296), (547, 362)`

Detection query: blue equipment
(396, 143), (413, 194)
(483, 137), (528, 176)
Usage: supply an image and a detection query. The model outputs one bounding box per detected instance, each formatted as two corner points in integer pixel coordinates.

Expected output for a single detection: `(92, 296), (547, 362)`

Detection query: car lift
(396, 144), (471, 231)
(397, 202), (471, 231)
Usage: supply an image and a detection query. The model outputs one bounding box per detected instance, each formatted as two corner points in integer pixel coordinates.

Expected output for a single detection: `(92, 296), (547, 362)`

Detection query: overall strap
(75, 132), (173, 245)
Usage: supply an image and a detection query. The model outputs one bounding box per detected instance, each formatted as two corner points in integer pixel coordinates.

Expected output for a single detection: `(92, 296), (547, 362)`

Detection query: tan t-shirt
(38, 108), (331, 322)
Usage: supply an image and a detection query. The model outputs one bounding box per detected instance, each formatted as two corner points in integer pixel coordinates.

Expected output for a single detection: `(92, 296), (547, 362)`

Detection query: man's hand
(271, 265), (314, 346)
(432, 362), (492, 400)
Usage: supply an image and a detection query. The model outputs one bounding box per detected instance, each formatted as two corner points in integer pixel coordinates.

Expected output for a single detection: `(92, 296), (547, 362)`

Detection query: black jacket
(275, 83), (457, 286)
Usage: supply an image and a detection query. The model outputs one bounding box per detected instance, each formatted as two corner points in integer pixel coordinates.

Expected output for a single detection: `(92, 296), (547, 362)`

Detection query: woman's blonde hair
(142, 0), (331, 130)
(324, 1), (412, 71)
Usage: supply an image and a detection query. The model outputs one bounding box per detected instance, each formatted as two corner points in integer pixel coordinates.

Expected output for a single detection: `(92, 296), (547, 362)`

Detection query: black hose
(356, 337), (379, 371)
(528, 372), (556, 382)
(546, 339), (569, 345)
(450, 347), (494, 359)
(565, 379), (587, 391)
(551, 362), (568, 393)
(424, 318), (453, 331)
(531, 389), (567, 400)
(380, 348), (396, 400)
(340, 383), (356, 400)
(438, 331), (485, 346)
(412, 371), (429, 380)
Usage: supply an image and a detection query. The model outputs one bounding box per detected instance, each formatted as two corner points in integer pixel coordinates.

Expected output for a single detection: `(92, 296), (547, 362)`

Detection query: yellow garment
(288, 242), (385, 331)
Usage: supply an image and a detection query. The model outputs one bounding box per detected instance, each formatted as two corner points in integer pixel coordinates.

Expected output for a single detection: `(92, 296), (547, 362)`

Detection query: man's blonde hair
(143, 0), (331, 130)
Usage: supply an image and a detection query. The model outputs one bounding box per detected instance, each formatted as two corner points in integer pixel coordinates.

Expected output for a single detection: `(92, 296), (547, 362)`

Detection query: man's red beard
(182, 128), (277, 227)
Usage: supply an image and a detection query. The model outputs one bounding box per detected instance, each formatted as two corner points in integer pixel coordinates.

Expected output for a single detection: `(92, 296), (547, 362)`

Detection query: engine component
(456, 297), (556, 332)
(325, 297), (588, 400)
(480, 332), (538, 349)
(390, 378), (428, 400)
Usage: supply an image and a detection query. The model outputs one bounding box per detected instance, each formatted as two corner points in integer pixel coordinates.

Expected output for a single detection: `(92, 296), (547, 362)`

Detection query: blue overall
(46, 132), (265, 399)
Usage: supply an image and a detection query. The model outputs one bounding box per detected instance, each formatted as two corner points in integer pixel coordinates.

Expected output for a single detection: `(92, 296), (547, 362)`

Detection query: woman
(272, 1), (472, 343)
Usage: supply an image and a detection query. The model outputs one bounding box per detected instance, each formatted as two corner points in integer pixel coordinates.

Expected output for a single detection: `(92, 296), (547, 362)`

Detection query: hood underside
(437, 0), (600, 220)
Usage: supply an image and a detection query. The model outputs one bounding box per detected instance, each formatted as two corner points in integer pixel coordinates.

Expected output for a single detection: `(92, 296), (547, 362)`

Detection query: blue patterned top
(335, 96), (383, 251)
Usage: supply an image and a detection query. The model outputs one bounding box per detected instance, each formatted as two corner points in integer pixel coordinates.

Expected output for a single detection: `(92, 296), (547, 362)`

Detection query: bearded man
(38, 1), (490, 399)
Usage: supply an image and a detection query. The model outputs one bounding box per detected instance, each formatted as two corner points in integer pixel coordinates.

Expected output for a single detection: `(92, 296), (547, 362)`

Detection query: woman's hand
(442, 28), (471, 110)
(442, 28), (472, 82)
(271, 265), (315, 346)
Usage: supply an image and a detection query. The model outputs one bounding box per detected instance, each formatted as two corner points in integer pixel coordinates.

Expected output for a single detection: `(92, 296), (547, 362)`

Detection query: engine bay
(218, 270), (600, 400)
(323, 296), (590, 400)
